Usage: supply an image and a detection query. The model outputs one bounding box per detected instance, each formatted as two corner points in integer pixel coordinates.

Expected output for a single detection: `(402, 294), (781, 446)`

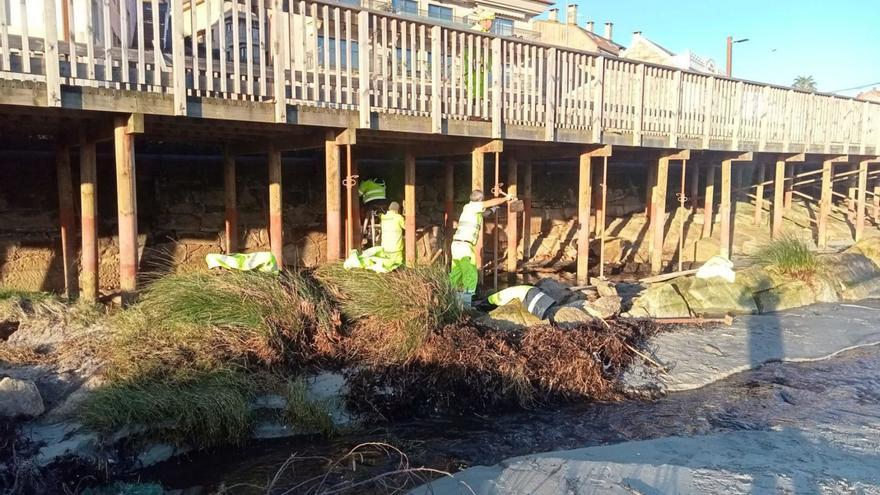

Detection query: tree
(793, 75), (817, 92)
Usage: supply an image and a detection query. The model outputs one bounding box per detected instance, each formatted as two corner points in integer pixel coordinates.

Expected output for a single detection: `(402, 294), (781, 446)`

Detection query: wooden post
(224, 149), (238, 254)
(773, 160), (785, 239)
(855, 160), (868, 241)
(80, 139), (98, 303)
(56, 145), (77, 299)
(522, 161), (533, 262)
(818, 159), (833, 249)
(644, 164), (656, 219)
(268, 145), (284, 269)
(350, 156), (362, 251)
(677, 158), (687, 272)
(171, 0), (186, 116)
(847, 164), (858, 223)
(507, 158), (518, 283)
(576, 153), (593, 284)
(784, 163), (794, 210)
(404, 150), (417, 265)
(719, 159), (732, 259)
(325, 132), (342, 261)
(114, 118), (138, 302)
(753, 162), (766, 225)
(472, 148), (485, 280)
(650, 157), (670, 274)
(689, 162), (700, 212)
(599, 156), (609, 278)
(874, 175), (880, 221)
(702, 164), (716, 239)
(43, 0), (61, 106)
(443, 159), (454, 263)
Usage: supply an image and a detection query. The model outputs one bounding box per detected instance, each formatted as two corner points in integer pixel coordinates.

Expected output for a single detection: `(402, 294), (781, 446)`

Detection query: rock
(754, 281), (817, 313)
(477, 302), (547, 331)
(0, 377), (44, 418)
(692, 237), (721, 264)
(551, 306), (595, 327)
(628, 283), (691, 318)
(584, 295), (622, 319)
(847, 238), (880, 267)
(822, 253), (880, 301)
(534, 278), (569, 303)
(676, 276), (758, 316)
(590, 277), (618, 297)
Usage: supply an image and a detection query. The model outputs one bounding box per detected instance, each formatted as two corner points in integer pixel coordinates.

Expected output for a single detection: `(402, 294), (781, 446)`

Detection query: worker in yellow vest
(379, 201), (405, 266)
(358, 178), (387, 205)
(450, 189), (513, 301)
(486, 285), (556, 319)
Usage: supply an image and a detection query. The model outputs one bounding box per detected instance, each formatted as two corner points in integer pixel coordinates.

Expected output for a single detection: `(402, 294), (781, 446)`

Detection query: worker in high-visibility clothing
(379, 201), (405, 266)
(486, 285), (556, 319)
(450, 189), (513, 299)
(358, 178), (387, 205)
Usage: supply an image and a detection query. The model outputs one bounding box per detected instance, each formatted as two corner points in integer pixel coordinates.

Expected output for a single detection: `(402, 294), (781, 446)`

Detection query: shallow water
(143, 344), (880, 493)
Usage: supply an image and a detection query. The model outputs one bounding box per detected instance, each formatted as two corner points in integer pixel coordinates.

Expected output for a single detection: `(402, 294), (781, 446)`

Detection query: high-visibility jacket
(358, 179), (387, 204)
(380, 212), (405, 254)
(453, 201), (485, 245)
(205, 252), (279, 275)
(487, 285), (555, 319)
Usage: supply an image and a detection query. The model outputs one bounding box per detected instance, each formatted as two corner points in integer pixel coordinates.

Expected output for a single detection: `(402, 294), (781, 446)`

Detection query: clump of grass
(316, 264), (462, 362)
(284, 378), (336, 435)
(103, 269), (339, 381)
(79, 370), (258, 448)
(754, 236), (820, 281)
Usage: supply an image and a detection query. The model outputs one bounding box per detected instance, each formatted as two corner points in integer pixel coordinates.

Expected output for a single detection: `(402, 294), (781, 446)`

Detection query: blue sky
(558, 0), (880, 95)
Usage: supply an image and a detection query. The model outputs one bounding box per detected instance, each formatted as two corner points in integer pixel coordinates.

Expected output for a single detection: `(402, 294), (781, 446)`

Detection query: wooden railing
(1, 0), (879, 153)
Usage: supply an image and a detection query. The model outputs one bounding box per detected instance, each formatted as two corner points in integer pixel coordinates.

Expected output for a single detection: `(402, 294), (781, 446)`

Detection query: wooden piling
(644, 164), (656, 219)
(350, 155), (362, 251)
(114, 117), (138, 302)
(855, 160), (868, 241)
(268, 144), (283, 268)
(599, 156), (609, 278)
(719, 159), (732, 259)
(443, 159), (454, 263)
(650, 157), (670, 274)
(689, 162), (700, 212)
(223, 148), (238, 254)
(847, 164), (858, 222)
(472, 148), (485, 282)
(507, 157), (518, 284)
(818, 159), (833, 249)
(576, 153), (593, 284)
(56, 145), (77, 299)
(772, 160), (785, 239)
(784, 163), (794, 210)
(702, 164), (715, 239)
(79, 139), (98, 302)
(522, 161), (533, 263)
(325, 132), (342, 261)
(677, 158), (687, 272)
(404, 150), (417, 265)
(874, 177), (880, 221)
(344, 144), (360, 253)
(753, 162), (766, 225)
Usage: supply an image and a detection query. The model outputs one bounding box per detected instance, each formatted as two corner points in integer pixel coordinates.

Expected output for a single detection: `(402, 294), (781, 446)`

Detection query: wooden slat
(358, 10), (369, 125)
(309, 2), (319, 101)
(204, 0), (213, 92)
(218, 0), (228, 93)
(419, 23), (426, 113)
(102, 0), (112, 82)
(232, 0), (241, 94)
(545, 47), (556, 140)
(0, 0), (9, 71)
(391, 20), (398, 109)
(333, 6), (341, 104)
(44, 0), (61, 105)
(409, 21), (416, 111)
(66, 0), (77, 79)
(136, 0), (145, 84)
(120, 0), (129, 84)
(259, 0), (267, 97)
(20, 0), (30, 73)
(491, 37), (501, 138)
(345, 9), (352, 105)
(430, 25), (441, 132)
(245, 0), (254, 96)
(151, 0), (161, 86)
(190, 0), (199, 92)
(172, 0), (186, 114)
(272, 0), (285, 121)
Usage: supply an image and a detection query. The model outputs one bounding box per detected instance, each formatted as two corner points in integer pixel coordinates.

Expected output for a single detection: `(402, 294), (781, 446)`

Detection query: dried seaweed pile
(346, 318), (657, 418)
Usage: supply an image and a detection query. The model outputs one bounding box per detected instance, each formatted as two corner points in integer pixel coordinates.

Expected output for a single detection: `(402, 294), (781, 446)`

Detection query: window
(428, 4), (453, 21)
(391, 0), (418, 15)
(491, 18), (514, 36)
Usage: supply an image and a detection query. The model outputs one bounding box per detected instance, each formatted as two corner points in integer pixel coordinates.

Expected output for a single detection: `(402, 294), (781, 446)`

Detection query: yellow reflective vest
(358, 179), (387, 203)
(453, 201), (484, 245)
(380, 212), (405, 254)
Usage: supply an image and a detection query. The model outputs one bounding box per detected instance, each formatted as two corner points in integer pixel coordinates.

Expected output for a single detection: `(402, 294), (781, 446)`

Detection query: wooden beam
(80, 138), (98, 303)
(125, 113), (145, 135)
(472, 147), (485, 280)
(522, 161), (533, 262)
(443, 159), (454, 264)
(114, 117), (138, 303)
(599, 155), (609, 278)
(325, 132), (342, 262)
(404, 150), (417, 265)
(474, 139), (504, 154)
(507, 157), (519, 283)
(650, 156), (670, 274)
(268, 144), (283, 269)
(818, 158), (835, 249)
(855, 160), (868, 241)
(753, 162), (766, 225)
(56, 144), (77, 299)
(223, 148), (238, 254)
(576, 152), (593, 284)
(719, 159), (733, 259)
(773, 160), (785, 239)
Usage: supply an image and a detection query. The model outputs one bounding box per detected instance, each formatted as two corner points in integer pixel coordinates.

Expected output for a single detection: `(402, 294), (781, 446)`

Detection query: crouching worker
(450, 189), (513, 304)
(344, 202), (405, 273)
(484, 285), (556, 319)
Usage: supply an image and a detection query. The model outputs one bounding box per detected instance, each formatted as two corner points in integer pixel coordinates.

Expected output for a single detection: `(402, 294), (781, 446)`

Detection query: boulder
(676, 277), (758, 316)
(551, 306), (595, 327)
(534, 278), (571, 303)
(0, 377), (45, 418)
(628, 283), (691, 318)
(822, 252), (880, 301)
(584, 295), (622, 319)
(755, 281), (817, 313)
(477, 302), (547, 331)
(590, 278), (618, 297)
(847, 238), (880, 267)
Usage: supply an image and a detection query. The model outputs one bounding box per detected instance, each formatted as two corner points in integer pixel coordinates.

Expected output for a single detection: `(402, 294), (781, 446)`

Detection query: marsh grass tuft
(284, 378), (336, 435)
(753, 236), (821, 281)
(316, 264), (462, 362)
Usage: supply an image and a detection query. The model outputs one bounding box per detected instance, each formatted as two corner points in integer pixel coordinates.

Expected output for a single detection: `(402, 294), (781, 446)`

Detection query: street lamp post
(726, 36), (750, 77)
